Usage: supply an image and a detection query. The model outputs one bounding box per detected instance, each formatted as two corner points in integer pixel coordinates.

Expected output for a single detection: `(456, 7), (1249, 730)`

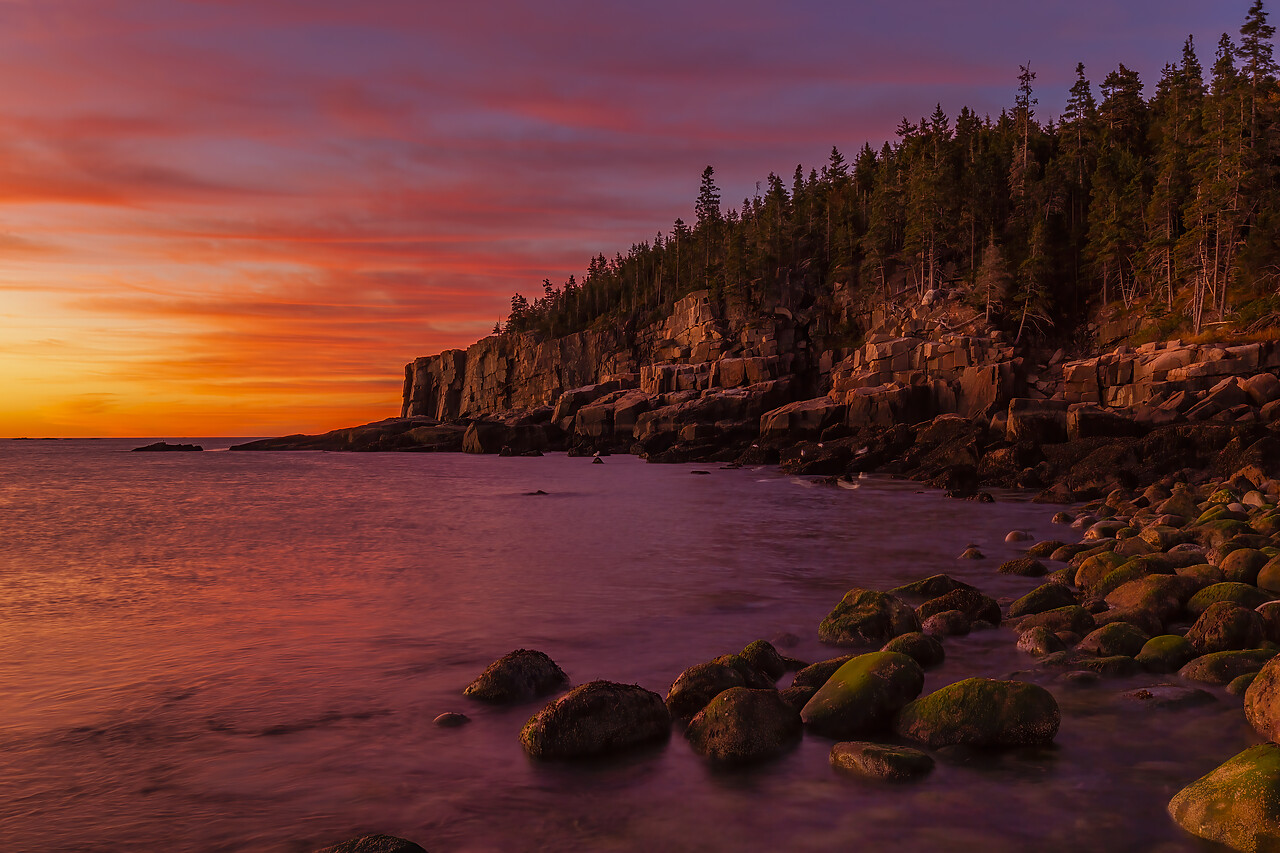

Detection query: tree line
(502, 2), (1279, 345)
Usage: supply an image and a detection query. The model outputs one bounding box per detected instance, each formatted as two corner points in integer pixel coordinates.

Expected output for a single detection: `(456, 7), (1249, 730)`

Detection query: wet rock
(1073, 655), (1142, 677)
(1258, 555), (1280, 595)
(800, 651), (924, 738)
(894, 677), (1060, 748)
(520, 681), (670, 759)
(998, 557), (1049, 577)
(1005, 530), (1033, 543)
(917, 588), (1002, 626)
(709, 654), (775, 689)
(1186, 602), (1266, 655)
(1220, 548), (1269, 585)
(433, 712), (470, 727)
(818, 589), (921, 646)
(1008, 583), (1078, 619)
(1104, 574), (1202, 624)
(922, 608), (972, 636)
(740, 639), (789, 680)
(685, 687), (802, 763)
(1077, 622), (1149, 658)
(1228, 672), (1258, 696)
(1136, 635), (1197, 674)
(1258, 601), (1280, 644)
(1119, 684), (1215, 710)
(779, 684), (817, 710)
(314, 834), (428, 853)
(1026, 540), (1068, 558)
(889, 574), (975, 599)
(958, 547), (985, 560)
(881, 632), (945, 669)
(1075, 551), (1128, 593)
(1188, 583), (1275, 617)
(1179, 649), (1278, 686)
(464, 649), (568, 703)
(830, 741), (935, 782)
(790, 655), (857, 690)
(1168, 743), (1280, 852)
(665, 662), (747, 721)
(1013, 605), (1096, 637)
(1245, 656), (1280, 742)
(1017, 626), (1067, 657)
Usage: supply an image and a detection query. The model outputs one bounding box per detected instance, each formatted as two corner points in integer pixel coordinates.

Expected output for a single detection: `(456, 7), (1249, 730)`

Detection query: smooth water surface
(0, 440), (1249, 851)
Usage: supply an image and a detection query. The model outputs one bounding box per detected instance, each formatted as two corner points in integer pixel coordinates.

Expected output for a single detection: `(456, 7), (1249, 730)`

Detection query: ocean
(0, 439), (1252, 851)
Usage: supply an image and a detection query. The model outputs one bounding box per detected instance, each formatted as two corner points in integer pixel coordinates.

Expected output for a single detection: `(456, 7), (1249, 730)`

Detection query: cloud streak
(0, 0), (1248, 435)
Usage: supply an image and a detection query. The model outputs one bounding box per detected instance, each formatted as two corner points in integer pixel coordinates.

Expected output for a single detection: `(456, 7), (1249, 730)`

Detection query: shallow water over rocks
(0, 440), (1253, 851)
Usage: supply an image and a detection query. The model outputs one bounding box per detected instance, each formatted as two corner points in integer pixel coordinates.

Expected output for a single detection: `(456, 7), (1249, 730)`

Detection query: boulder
(881, 632), (945, 669)
(917, 588), (1002, 626)
(520, 681), (670, 759)
(1105, 574), (1202, 624)
(1008, 583), (1078, 619)
(314, 835), (428, 853)
(1188, 583), (1275, 617)
(740, 639), (789, 681)
(1220, 548), (1269, 585)
(1186, 602), (1266, 655)
(1013, 605), (1096, 637)
(1245, 655), (1280, 743)
(818, 589), (921, 646)
(894, 677), (1060, 748)
(464, 649), (568, 703)
(1258, 555), (1280, 595)
(759, 398), (847, 441)
(889, 574), (976, 599)
(1180, 650), (1278, 686)
(1077, 622), (1149, 658)
(1016, 626), (1068, 657)
(665, 662), (747, 721)
(1006, 398), (1069, 444)
(790, 656), (857, 690)
(1120, 685), (1216, 711)
(830, 741), (935, 782)
(685, 687), (802, 763)
(998, 557), (1049, 577)
(1136, 635), (1198, 674)
(800, 652), (925, 738)
(1168, 743), (1280, 852)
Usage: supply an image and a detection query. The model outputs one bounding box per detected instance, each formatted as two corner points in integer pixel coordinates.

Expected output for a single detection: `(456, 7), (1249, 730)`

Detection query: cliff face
(398, 288), (1280, 460)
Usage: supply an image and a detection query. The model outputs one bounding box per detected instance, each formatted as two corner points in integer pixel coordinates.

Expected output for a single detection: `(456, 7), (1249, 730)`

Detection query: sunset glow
(0, 0), (1234, 436)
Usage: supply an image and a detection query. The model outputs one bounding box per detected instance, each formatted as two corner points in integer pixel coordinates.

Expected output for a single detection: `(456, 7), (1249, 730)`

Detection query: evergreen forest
(502, 2), (1280, 347)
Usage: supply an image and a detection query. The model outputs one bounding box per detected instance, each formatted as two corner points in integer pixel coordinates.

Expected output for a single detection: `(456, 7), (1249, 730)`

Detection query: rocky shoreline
(256, 292), (1280, 852)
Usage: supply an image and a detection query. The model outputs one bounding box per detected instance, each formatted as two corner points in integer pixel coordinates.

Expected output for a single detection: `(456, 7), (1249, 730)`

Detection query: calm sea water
(0, 439), (1251, 852)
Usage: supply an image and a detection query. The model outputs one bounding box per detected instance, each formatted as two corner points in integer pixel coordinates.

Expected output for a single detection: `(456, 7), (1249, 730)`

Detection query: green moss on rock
(893, 677), (1059, 748)
(1168, 743), (1280, 852)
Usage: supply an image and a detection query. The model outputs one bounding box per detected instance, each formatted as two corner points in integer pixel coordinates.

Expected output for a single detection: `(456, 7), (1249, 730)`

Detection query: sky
(0, 0), (1255, 437)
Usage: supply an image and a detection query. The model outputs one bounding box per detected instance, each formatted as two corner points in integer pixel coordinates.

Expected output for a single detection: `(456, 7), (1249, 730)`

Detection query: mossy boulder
(1008, 583), (1078, 619)
(685, 687), (801, 763)
(709, 653), (774, 688)
(1186, 602), (1266, 655)
(917, 588), (1002, 626)
(1026, 540), (1068, 559)
(790, 655), (856, 690)
(1077, 622), (1150, 658)
(889, 574), (975, 599)
(464, 649), (568, 703)
(830, 741), (934, 781)
(1013, 605), (1096, 637)
(520, 681), (670, 759)
(1180, 649), (1279, 686)
(1220, 548), (1269, 585)
(1016, 626), (1068, 657)
(1136, 635), (1197, 674)
(998, 557), (1049, 577)
(1168, 743), (1280, 852)
(1073, 655), (1142, 677)
(800, 651), (924, 738)
(921, 609), (972, 636)
(1257, 555), (1280, 595)
(893, 677), (1060, 748)
(1245, 655), (1280, 742)
(1195, 519), (1257, 550)
(1258, 601), (1280, 644)
(819, 588), (921, 646)
(740, 639), (789, 680)
(315, 835), (428, 853)
(1074, 551), (1128, 592)
(1188, 583), (1275, 617)
(1141, 525), (1187, 550)
(1105, 574), (1203, 623)
(665, 662), (748, 721)
(881, 632), (945, 669)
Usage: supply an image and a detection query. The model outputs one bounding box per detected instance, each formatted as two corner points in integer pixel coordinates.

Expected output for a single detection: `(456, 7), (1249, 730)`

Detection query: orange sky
(0, 0), (1237, 437)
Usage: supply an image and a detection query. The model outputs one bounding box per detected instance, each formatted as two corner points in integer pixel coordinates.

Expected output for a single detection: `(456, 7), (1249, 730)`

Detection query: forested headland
(503, 2), (1280, 349)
